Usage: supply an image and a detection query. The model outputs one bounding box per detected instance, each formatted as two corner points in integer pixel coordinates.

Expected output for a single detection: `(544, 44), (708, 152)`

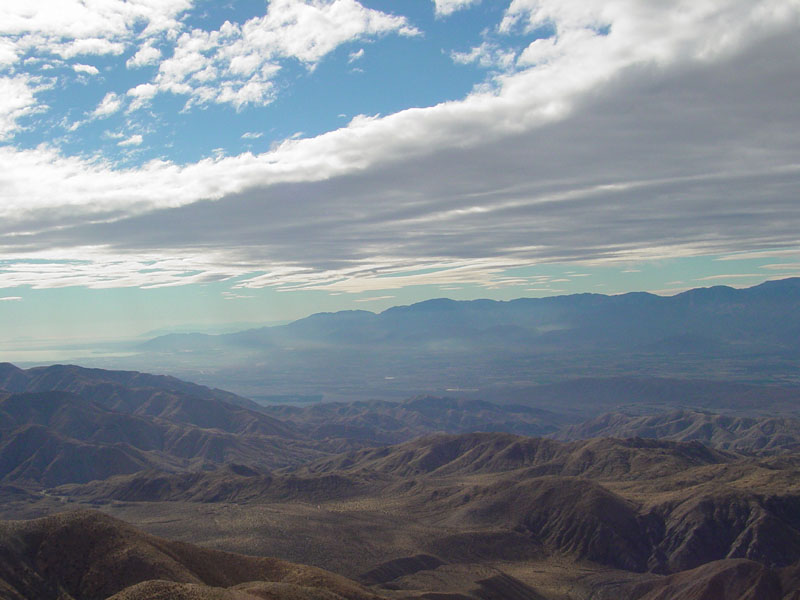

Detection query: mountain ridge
(132, 278), (800, 398)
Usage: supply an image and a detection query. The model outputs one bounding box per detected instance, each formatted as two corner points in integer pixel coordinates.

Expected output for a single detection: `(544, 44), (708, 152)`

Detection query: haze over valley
(57, 278), (800, 403)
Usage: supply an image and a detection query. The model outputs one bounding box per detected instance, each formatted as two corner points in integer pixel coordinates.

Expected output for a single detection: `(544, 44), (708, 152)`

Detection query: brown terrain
(0, 511), (383, 600)
(556, 409), (800, 454)
(1, 363), (800, 599)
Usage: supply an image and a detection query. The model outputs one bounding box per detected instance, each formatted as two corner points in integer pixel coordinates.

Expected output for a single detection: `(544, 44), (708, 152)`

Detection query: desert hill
(0, 363), (259, 410)
(557, 409), (800, 454)
(58, 433), (731, 504)
(0, 386), (321, 486)
(0, 510), (384, 600)
(590, 559), (792, 600)
(256, 381), (800, 449)
(262, 397), (564, 444)
(302, 432), (732, 480)
(56, 465), (364, 504)
(57, 432), (800, 586)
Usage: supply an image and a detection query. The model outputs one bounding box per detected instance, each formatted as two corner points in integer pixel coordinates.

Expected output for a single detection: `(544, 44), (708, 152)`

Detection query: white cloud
(238, 0), (419, 63)
(118, 134), (143, 147)
(92, 92), (123, 118)
(56, 38), (125, 59)
(72, 63), (99, 75)
(241, 131), (263, 139)
(0, 0), (190, 66)
(126, 83), (158, 110)
(222, 291), (254, 300)
(762, 263), (800, 270)
(0, 75), (41, 140)
(0, 0), (190, 39)
(126, 43), (162, 68)
(451, 42), (516, 70)
(696, 273), (769, 281)
(0, 250), (245, 290)
(0, 38), (20, 65)
(717, 249), (800, 261)
(0, 296), (22, 302)
(434, 0), (481, 17)
(129, 0), (419, 110)
(348, 48), (365, 63)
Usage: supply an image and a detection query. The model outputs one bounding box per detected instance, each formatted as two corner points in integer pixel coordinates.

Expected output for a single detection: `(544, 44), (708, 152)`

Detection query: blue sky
(1, 0), (800, 352)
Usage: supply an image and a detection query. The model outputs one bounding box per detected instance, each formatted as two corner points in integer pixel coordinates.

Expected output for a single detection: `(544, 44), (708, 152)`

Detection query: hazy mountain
(131, 279), (800, 400)
(144, 279), (800, 355)
(258, 382), (800, 446)
(0, 369), (333, 486)
(0, 362), (262, 411)
(481, 377), (800, 417)
(0, 422), (156, 487)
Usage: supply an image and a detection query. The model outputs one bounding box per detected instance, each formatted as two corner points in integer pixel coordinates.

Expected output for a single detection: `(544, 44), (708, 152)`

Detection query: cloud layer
(0, 0), (799, 293)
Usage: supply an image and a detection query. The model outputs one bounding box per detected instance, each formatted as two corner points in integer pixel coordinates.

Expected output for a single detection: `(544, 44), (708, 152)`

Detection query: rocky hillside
(557, 409), (800, 454)
(0, 511), (384, 600)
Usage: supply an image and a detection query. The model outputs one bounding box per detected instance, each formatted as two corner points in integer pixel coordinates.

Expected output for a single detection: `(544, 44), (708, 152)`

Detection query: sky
(1, 0), (800, 352)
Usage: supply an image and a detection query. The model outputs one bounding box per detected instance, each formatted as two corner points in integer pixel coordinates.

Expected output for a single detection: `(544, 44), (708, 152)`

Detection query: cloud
(0, 74), (42, 140)
(117, 134), (143, 147)
(92, 92), (123, 118)
(0, 296), (22, 302)
(72, 63), (99, 75)
(696, 274), (770, 281)
(348, 48), (365, 63)
(451, 42), (516, 70)
(0, 1), (190, 66)
(56, 38), (125, 59)
(762, 263), (800, 270)
(0, 38), (19, 66)
(126, 83), (159, 110)
(0, 252), (240, 290)
(717, 249), (800, 261)
(434, 0), (481, 17)
(0, 0), (798, 293)
(222, 291), (254, 300)
(126, 0), (419, 110)
(241, 131), (263, 139)
(126, 43), (162, 68)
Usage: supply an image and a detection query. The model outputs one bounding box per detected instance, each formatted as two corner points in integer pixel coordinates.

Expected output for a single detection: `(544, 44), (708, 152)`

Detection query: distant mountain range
(145, 278), (800, 355)
(130, 278), (800, 399)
